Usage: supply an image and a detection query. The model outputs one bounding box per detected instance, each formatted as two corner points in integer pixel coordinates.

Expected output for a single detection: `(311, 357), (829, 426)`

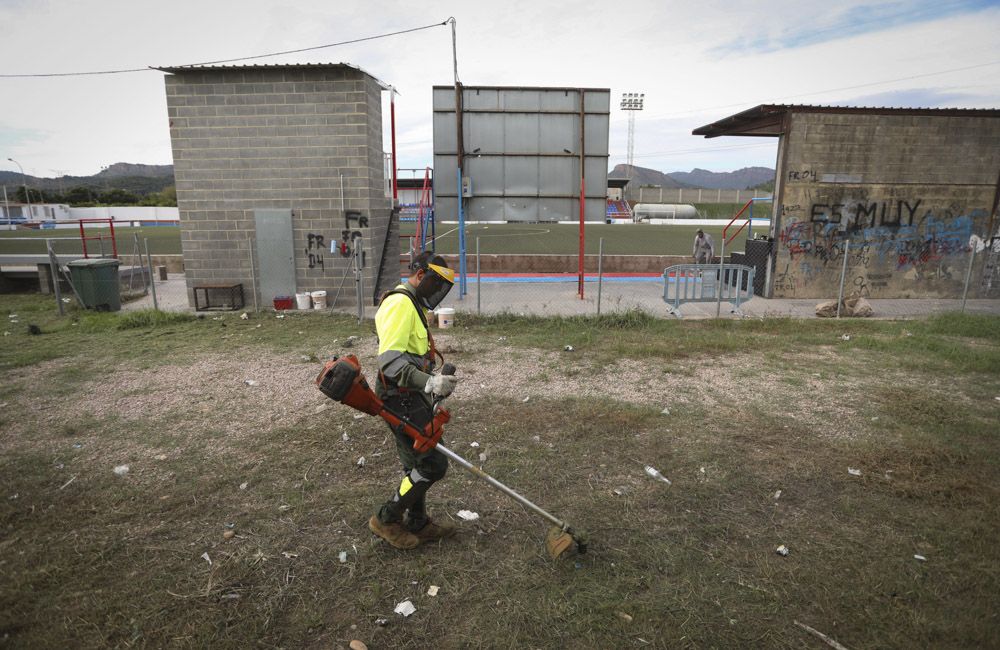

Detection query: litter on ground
(356, 457), (366, 467)
(201, 552), (212, 565)
(239, 482), (249, 490)
(644, 465), (672, 485)
(113, 465), (130, 476)
(848, 468), (862, 476)
(914, 554), (927, 561)
(427, 585), (439, 597)
(776, 545), (789, 556)
(243, 379), (259, 386)
(660, 407), (670, 415)
(394, 600), (416, 617)
(774, 490), (782, 500)
(338, 551), (348, 563)
(457, 510), (479, 521)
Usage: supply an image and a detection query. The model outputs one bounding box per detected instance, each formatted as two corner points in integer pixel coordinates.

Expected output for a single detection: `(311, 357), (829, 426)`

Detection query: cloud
(710, 0), (997, 56)
(836, 87), (979, 107)
(0, 124), (47, 149)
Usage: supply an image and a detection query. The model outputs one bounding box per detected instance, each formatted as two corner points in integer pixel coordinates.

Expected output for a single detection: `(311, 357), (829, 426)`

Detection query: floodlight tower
(620, 92), (644, 180)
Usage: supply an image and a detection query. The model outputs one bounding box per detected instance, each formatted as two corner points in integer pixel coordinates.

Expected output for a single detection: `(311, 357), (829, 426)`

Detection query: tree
(97, 188), (140, 205)
(64, 186), (97, 206)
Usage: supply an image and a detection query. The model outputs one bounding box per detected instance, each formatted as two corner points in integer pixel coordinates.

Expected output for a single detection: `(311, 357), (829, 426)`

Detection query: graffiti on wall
(304, 233), (327, 270)
(775, 196), (987, 296)
(780, 200), (981, 270)
(301, 211), (370, 272)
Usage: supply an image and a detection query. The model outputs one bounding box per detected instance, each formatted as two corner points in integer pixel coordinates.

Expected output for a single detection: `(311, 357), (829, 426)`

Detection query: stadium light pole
(620, 92), (644, 181)
(7, 157), (32, 220)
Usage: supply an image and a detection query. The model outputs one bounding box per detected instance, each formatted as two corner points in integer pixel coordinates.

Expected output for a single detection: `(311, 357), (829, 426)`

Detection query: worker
(693, 228), (714, 264)
(369, 251), (459, 549)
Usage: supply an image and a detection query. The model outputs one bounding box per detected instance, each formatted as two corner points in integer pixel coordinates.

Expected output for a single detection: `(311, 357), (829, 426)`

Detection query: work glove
(424, 373), (458, 397)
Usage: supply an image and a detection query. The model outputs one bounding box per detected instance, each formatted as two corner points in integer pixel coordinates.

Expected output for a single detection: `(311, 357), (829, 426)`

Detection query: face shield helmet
(414, 262), (455, 310)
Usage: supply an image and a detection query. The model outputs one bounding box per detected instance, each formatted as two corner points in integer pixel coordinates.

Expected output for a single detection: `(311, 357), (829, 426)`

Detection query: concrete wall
(770, 112), (1000, 298)
(635, 187), (772, 204)
(163, 65), (396, 310)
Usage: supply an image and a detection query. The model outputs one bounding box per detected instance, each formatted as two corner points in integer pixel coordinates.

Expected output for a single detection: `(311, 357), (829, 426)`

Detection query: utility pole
(620, 92), (644, 181)
(7, 157), (32, 220)
(449, 16), (467, 296)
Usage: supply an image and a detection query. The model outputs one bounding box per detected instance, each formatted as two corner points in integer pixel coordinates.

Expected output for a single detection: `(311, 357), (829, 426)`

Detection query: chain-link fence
(418, 229), (1000, 320)
(15, 223), (1000, 321)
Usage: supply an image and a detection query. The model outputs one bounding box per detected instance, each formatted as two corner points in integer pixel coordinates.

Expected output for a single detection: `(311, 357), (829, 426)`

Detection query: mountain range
(609, 164), (775, 190)
(0, 163), (174, 196)
(0, 162), (775, 196)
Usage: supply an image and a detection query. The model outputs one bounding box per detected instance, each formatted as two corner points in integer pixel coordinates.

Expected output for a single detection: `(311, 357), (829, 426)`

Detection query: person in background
(693, 228), (714, 264)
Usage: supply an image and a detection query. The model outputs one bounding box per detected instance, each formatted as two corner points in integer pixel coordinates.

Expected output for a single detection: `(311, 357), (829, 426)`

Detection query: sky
(1, 0), (998, 179)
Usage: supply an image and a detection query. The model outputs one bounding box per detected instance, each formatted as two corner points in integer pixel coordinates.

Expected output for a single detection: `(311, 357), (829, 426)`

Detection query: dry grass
(1, 299), (999, 648)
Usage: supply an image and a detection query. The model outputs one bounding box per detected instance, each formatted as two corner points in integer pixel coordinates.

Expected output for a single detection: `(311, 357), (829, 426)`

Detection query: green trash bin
(67, 258), (121, 312)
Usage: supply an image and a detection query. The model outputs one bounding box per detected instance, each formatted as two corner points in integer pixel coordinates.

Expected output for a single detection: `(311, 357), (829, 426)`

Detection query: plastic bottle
(644, 465), (672, 485)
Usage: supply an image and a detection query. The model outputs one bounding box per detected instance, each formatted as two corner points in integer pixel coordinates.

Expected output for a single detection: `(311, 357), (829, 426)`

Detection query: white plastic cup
(310, 290), (327, 309)
(295, 292), (312, 310)
(437, 307), (455, 328)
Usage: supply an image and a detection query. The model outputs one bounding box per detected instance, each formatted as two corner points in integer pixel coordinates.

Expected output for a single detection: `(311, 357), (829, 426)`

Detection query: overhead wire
(0, 19), (449, 78)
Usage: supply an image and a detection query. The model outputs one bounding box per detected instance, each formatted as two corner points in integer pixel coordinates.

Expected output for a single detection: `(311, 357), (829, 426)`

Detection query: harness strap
(377, 288), (439, 393)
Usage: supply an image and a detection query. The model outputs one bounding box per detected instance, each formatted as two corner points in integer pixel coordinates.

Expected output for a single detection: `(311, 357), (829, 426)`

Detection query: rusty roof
(152, 62), (390, 88)
(692, 104), (1000, 138)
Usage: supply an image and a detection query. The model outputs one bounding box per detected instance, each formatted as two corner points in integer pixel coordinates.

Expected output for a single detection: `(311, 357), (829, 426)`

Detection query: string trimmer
(316, 354), (587, 559)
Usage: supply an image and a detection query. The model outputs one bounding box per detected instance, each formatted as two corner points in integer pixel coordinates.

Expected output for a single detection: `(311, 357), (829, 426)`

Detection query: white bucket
(437, 307), (455, 329)
(311, 290), (328, 309)
(295, 292), (312, 310)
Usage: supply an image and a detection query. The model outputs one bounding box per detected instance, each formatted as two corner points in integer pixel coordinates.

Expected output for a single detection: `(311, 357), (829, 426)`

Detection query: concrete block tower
(158, 63), (398, 311)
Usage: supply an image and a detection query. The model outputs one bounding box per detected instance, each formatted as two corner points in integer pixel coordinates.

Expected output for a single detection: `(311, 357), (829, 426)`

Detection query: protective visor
(415, 262), (455, 310)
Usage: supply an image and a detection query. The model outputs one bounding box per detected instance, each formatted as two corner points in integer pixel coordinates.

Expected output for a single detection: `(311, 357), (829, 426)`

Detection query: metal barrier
(662, 264), (756, 318)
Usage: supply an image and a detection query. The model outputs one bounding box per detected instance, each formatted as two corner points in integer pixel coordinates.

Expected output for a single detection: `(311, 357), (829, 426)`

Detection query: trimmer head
(546, 526), (587, 560)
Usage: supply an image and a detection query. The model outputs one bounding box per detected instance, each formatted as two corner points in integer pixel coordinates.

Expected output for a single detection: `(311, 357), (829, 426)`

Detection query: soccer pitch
(399, 222), (765, 256)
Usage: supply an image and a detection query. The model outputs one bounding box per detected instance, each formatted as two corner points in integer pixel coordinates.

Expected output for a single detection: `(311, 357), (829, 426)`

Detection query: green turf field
(400, 222), (766, 256)
(0, 220), (766, 259)
(0, 227), (182, 257)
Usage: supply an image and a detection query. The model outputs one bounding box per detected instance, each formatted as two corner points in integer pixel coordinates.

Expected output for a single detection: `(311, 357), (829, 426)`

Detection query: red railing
(722, 199), (754, 245)
(415, 167), (433, 251)
(78, 218), (117, 258)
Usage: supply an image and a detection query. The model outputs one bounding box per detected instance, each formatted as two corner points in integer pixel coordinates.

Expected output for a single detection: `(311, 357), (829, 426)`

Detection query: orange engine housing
(316, 354), (450, 452)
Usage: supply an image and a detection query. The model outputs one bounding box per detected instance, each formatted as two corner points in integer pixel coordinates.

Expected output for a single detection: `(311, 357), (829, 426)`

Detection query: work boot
(369, 515), (420, 550)
(411, 517), (456, 542)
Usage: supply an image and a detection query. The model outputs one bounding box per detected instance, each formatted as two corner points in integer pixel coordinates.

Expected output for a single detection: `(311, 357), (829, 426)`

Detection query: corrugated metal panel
(432, 113), (456, 153)
(539, 158), (576, 195)
(433, 86), (610, 222)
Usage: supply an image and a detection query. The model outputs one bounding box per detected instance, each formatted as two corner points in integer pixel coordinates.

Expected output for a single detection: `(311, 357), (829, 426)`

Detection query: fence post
(355, 235), (365, 323)
(715, 237), (726, 318)
(961, 247), (977, 313)
(248, 238), (259, 312)
(47, 239), (64, 316)
(476, 236), (481, 316)
(836, 240), (850, 318)
(144, 238), (158, 311)
(597, 237), (604, 315)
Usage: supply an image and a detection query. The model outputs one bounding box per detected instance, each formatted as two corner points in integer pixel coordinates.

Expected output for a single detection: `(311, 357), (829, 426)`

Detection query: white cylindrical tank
(633, 204), (699, 220)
